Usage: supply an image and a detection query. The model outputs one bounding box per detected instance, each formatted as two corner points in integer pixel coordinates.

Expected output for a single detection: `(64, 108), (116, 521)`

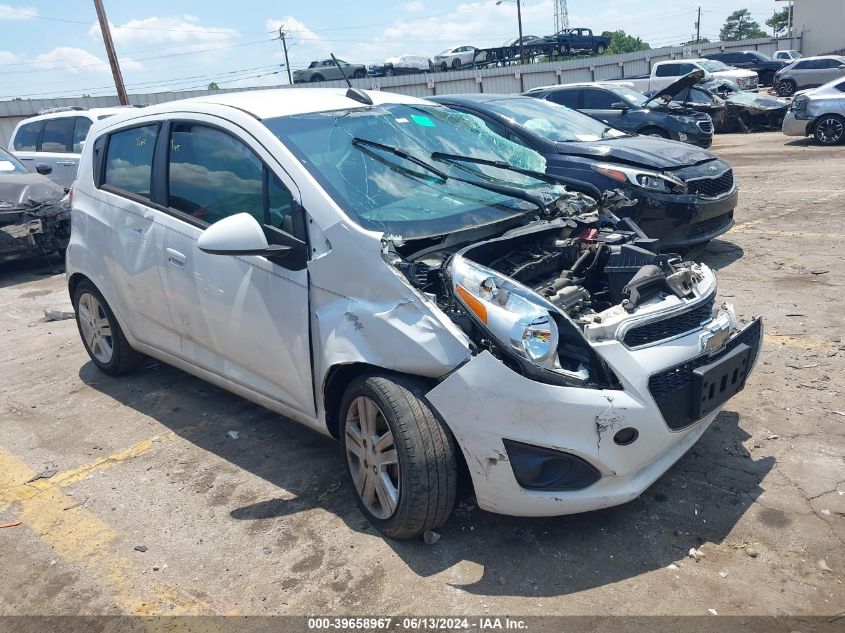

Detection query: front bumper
(782, 110), (810, 137)
(427, 314), (762, 517)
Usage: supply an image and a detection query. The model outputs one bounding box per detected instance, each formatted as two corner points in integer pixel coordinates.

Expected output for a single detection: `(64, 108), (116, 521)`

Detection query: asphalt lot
(0, 131), (843, 618)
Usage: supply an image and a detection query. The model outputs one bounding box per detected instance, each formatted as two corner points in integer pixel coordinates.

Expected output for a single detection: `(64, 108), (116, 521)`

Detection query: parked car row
(39, 87), (761, 540)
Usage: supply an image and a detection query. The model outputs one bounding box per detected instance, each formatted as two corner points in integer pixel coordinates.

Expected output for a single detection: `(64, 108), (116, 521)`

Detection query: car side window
(103, 125), (158, 199)
(655, 64), (679, 77)
(581, 89), (616, 109)
(73, 118), (92, 153)
(546, 90), (578, 108)
(13, 121), (42, 151)
(793, 61), (810, 69)
(817, 59), (839, 69)
(678, 63), (697, 74)
(168, 123), (264, 226)
(41, 118), (75, 153)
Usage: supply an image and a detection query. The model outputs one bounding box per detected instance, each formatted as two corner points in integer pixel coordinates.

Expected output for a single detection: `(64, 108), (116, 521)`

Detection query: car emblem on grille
(708, 165), (718, 171)
(700, 320), (731, 355)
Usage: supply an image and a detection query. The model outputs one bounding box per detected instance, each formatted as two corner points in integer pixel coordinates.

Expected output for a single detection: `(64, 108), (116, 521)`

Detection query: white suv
(9, 107), (129, 189)
(67, 88), (761, 539)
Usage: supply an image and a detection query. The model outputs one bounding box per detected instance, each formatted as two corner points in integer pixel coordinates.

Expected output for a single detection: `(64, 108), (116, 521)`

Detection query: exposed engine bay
(385, 190), (709, 386)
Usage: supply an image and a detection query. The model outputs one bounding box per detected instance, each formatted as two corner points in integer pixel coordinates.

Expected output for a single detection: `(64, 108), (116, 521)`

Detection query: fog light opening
(613, 427), (639, 446)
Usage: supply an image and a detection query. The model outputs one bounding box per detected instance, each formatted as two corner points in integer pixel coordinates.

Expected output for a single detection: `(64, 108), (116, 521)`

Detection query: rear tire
(352, 69), (365, 79)
(596, 44), (606, 55)
(310, 74), (324, 83)
(813, 114), (845, 145)
(339, 374), (457, 540)
(452, 58), (462, 70)
(72, 280), (143, 375)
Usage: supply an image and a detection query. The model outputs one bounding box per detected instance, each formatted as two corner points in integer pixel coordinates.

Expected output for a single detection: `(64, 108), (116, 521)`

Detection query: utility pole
(695, 6), (701, 45)
(516, 0), (525, 65)
(92, 0), (128, 105)
(278, 26), (293, 84)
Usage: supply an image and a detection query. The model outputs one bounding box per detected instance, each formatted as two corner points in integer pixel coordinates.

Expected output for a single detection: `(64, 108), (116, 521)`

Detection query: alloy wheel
(345, 396), (400, 519)
(816, 117), (844, 145)
(77, 292), (113, 363)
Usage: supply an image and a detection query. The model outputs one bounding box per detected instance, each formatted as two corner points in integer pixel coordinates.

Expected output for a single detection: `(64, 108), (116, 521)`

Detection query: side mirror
(611, 101), (628, 111)
(35, 163), (53, 175)
(198, 213), (290, 258)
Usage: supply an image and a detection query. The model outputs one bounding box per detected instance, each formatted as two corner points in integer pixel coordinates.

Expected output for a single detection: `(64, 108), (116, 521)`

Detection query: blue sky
(0, 0), (785, 100)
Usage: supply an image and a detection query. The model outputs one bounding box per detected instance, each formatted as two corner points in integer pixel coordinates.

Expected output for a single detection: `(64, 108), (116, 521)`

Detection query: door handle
(166, 248), (186, 269)
(57, 160), (77, 166)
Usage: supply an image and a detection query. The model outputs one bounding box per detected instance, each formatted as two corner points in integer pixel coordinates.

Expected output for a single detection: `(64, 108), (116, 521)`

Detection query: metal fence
(0, 36), (801, 148)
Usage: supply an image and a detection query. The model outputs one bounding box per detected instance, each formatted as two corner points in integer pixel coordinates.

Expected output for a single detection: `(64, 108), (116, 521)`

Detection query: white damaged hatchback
(67, 88), (762, 538)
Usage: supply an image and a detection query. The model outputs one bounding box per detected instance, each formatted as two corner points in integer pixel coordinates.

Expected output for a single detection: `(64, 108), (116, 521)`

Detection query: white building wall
(793, 0), (845, 55)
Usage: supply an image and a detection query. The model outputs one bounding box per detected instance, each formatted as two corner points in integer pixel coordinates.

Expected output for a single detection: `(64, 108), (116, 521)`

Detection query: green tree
(682, 37), (711, 45)
(600, 30), (651, 55)
(207, 82), (220, 90)
(720, 9), (768, 41)
(766, 6), (792, 36)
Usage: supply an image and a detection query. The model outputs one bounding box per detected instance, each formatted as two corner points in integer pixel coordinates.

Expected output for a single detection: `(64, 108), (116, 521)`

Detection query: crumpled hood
(724, 93), (789, 111)
(554, 136), (716, 170)
(644, 70), (706, 106)
(0, 173), (65, 210)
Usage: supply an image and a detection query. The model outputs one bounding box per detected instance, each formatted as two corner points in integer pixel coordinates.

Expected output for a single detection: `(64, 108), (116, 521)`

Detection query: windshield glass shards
(482, 98), (628, 142)
(264, 104), (560, 239)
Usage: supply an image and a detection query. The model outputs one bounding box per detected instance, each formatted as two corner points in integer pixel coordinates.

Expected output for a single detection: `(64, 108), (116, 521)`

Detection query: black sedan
(428, 94), (737, 248)
(525, 73), (714, 148)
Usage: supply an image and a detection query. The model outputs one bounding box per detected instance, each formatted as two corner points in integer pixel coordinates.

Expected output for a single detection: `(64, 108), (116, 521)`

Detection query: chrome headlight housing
(592, 162), (687, 194)
(450, 256), (564, 371)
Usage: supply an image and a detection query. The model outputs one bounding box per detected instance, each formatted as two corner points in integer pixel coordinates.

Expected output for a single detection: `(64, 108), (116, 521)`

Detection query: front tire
(310, 74), (324, 83)
(73, 280), (143, 375)
(777, 79), (796, 96)
(352, 69), (365, 79)
(340, 374), (457, 540)
(452, 58), (462, 70)
(813, 114), (845, 145)
(596, 44), (606, 55)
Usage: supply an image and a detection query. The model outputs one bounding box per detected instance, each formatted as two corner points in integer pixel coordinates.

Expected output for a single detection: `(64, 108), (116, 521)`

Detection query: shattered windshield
(264, 104), (558, 238)
(482, 97), (628, 142)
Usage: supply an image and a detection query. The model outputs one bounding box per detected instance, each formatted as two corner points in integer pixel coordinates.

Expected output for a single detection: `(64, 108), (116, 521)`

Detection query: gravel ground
(0, 131), (842, 618)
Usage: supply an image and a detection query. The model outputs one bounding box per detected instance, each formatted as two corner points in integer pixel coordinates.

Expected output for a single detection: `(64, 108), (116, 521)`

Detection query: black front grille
(688, 211), (734, 239)
(648, 318), (763, 430)
(686, 170), (734, 199)
(697, 119), (714, 134)
(623, 295), (715, 348)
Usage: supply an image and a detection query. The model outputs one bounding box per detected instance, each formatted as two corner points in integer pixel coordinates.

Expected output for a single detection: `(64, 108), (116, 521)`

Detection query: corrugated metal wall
(0, 36), (800, 147)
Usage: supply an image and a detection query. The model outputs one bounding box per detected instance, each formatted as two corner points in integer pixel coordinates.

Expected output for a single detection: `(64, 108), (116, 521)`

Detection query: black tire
(72, 279), (143, 375)
(640, 126), (670, 139)
(813, 114), (845, 145)
(339, 373), (457, 540)
(596, 44), (606, 55)
(439, 62), (448, 72)
(452, 58), (462, 70)
(352, 69), (365, 79)
(310, 74), (324, 83)
(777, 79), (796, 97)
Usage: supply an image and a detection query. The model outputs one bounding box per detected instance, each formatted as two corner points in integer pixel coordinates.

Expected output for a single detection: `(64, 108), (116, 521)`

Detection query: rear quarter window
(13, 120), (43, 151)
(103, 125), (158, 199)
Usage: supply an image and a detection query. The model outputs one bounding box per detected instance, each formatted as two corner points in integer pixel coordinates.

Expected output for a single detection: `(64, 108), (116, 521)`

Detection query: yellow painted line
(0, 441), (209, 616)
(764, 333), (840, 353)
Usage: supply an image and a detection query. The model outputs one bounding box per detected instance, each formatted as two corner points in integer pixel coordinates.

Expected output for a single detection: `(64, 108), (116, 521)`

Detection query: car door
(93, 122), (180, 353)
(580, 88), (625, 128)
(152, 117), (315, 417)
(814, 59), (845, 85)
(10, 119), (42, 171)
(38, 117), (81, 189)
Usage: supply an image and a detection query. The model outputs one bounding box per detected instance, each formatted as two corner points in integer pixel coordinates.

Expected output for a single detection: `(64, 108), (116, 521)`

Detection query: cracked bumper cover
(427, 319), (761, 517)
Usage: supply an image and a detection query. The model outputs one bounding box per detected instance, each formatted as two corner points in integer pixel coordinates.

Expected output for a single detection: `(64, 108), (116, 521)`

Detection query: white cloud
(0, 4), (37, 20)
(89, 15), (241, 54)
(402, 1), (425, 12)
(32, 47), (143, 74)
(0, 50), (18, 63)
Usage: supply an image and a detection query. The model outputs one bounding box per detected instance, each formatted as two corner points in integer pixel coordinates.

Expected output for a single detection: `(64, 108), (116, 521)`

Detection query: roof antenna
(331, 52), (373, 105)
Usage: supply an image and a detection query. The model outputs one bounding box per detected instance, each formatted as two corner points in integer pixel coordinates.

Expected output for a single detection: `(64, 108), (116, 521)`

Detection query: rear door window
(41, 118), (75, 153)
(167, 123), (264, 226)
(546, 90), (578, 108)
(581, 89), (616, 109)
(103, 125), (158, 199)
(13, 120), (42, 151)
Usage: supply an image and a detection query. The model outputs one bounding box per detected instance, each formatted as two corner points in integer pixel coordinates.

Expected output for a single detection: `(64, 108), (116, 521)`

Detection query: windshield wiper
(351, 137), (546, 212)
(430, 151), (602, 200)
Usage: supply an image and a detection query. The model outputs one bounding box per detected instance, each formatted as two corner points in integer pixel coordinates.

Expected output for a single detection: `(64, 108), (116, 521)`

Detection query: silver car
(782, 76), (845, 145)
(775, 55), (845, 96)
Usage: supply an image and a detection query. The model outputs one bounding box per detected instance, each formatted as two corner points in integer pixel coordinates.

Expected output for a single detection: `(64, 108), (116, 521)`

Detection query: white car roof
(21, 106), (134, 124)
(108, 88), (432, 121)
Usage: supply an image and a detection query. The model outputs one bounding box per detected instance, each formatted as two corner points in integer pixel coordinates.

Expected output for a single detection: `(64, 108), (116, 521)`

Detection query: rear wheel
(73, 280), (143, 375)
(777, 79), (796, 96)
(340, 374), (457, 540)
(813, 114), (845, 145)
(452, 58), (462, 70)
(596, 44), (606, 55)
(310, 74), (324, 83)
(352, 69), (365, 79)
(640, 126), (670, 139)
